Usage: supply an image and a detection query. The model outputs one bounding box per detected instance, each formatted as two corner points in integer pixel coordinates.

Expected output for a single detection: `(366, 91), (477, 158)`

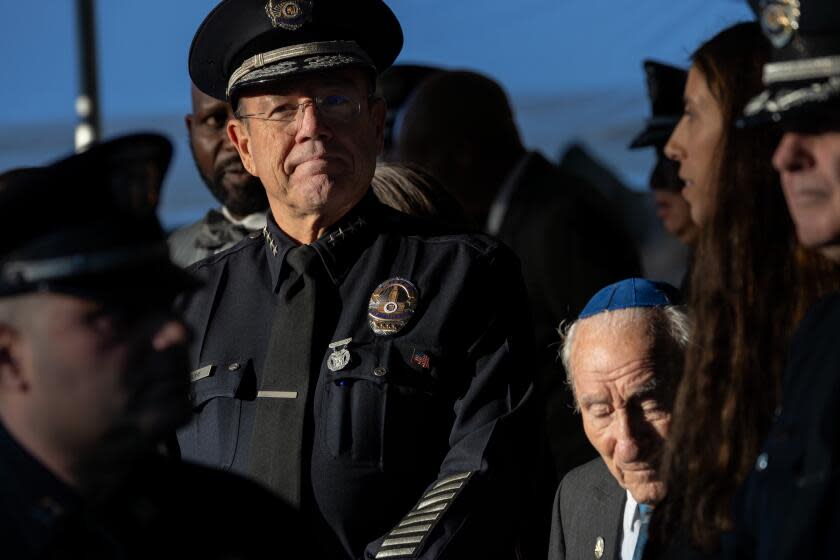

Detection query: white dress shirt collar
(621, 490), (642, 560)
(221, 206), (267, 231)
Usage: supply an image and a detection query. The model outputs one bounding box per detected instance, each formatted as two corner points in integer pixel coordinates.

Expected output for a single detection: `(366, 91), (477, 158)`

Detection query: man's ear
(184, 113), (194, 135)
(0, 325), (27, 393)
(227, 118), (258, 176)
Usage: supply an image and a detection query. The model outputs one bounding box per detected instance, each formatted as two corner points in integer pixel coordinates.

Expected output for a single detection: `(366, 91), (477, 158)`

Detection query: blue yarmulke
(578, 278), (681, 319)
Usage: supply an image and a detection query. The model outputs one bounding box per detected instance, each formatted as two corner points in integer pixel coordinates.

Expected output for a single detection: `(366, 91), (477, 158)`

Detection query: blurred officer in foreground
(731, 0), (840, 558)
(0, 134), (299, 559)
(169, 84), (269, 267)
(629, 61), (698, 251)
(550, 279), (689, 560)
(180, 1), (534, 559)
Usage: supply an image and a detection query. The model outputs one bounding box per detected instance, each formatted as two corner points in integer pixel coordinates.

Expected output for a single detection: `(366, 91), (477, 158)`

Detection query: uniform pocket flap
(190, 359), (250, 405)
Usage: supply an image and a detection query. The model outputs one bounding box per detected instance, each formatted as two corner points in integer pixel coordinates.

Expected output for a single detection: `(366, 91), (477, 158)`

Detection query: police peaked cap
(629, 60), (687, 150)
(189, 0), (404, 101)
(0, 134), (196, 299)
(742, 0), (840, 127)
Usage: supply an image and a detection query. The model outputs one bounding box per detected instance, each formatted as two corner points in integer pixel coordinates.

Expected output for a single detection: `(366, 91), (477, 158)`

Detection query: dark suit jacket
(496, 152), (642, 475)
(726, 291), (840, 560)
(497, 153), (641, 559)
(548, 458), (626, 560)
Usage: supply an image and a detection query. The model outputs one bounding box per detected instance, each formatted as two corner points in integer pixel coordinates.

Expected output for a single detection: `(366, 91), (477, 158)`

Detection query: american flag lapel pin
(411, 349), (431, 370)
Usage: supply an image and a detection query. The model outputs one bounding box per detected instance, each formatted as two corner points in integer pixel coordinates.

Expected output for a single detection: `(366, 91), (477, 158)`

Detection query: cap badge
(368, 278), (419, 336)
(760, 0), (800, 49)
(327, 337), (352, 372)
(265, 0), (313, 31)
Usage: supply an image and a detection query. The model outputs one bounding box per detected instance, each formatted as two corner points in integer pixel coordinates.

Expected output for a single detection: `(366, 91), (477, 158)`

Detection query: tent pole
(75, 0), (101, 152)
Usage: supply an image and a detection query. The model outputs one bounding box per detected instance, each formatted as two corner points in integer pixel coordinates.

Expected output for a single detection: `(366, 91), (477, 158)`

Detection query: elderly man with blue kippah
(548, 279), (691, 560)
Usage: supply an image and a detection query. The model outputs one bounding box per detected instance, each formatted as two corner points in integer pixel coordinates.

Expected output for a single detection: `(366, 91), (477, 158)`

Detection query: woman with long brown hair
(644, 21), (840, 558)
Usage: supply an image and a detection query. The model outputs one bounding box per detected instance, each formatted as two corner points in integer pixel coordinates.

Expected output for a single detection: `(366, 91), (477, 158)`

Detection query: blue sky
(0, 1), (753, 226)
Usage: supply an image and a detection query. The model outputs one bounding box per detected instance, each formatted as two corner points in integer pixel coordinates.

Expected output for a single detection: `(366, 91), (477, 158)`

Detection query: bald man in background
(168, 85), (269, 267)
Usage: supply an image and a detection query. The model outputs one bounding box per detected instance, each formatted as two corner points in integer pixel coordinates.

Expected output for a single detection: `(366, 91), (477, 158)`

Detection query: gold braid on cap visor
(226, 40), (374, 97)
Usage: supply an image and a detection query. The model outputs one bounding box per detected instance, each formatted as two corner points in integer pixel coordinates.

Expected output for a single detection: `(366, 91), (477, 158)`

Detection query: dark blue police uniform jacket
(727, 291), (840, 560)
(0, 420), (303, 559)
(177, 192), (535, 560)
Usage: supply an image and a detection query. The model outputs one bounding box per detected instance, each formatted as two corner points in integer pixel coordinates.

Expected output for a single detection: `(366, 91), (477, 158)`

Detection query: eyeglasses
(235, 94), (368, 133)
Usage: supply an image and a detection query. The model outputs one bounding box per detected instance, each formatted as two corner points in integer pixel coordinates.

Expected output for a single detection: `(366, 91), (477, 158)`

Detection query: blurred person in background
(729, 0), (840, 557)
(371, 161), (469, 225)
(168, 84), (268, 267)
(644, 21), (840, 559)
(628, 60), (697, 295)
(629, 61), (698, 250)
(375, 64), (442, 161)
(396, 69), (643, 558)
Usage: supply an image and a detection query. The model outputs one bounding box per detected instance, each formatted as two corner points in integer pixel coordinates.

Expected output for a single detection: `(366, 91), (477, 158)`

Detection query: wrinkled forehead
(571, 313), (654, 374)
(574, 310), (653, 351)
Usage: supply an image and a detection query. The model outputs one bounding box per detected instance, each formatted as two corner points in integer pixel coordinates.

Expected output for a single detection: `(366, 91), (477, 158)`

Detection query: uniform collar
(262, 189), (381, 290)
(0, 421), (82, 524)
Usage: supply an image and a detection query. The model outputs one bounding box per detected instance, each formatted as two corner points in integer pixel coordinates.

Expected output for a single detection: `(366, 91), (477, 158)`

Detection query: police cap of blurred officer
(630, 60), (698, 247)
(743, 0), (840, 259)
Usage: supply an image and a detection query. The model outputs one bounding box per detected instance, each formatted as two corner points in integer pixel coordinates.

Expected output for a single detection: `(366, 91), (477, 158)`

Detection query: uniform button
(249, 231), (260, 239)
(755, 452), (769, 472)
(228, 362), (241, 372)
(373, 366), (387, 377)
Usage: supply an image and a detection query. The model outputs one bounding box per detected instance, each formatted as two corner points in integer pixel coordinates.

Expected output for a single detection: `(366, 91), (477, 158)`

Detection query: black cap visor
(0, 243), (201, 303)
(740, 72), (840, 128)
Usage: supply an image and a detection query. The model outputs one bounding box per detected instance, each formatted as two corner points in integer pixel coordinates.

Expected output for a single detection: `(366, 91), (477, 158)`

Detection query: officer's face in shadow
(773, 130), (840, 262)
(570, 315), (672, 505)
(0, 291), (191, 482)
(228, 67), (386, 225)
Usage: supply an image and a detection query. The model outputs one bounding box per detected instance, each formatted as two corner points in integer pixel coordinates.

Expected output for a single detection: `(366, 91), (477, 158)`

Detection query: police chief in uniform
(177, 1), (536, 559)
(729, 0), (840, 558)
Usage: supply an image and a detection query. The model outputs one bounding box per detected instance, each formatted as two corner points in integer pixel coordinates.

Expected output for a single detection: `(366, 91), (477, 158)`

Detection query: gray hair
(559, 305), (692, 410)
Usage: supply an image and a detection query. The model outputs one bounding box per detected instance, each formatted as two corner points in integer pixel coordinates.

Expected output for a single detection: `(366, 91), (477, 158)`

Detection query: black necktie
(249, 244), (321, 506)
